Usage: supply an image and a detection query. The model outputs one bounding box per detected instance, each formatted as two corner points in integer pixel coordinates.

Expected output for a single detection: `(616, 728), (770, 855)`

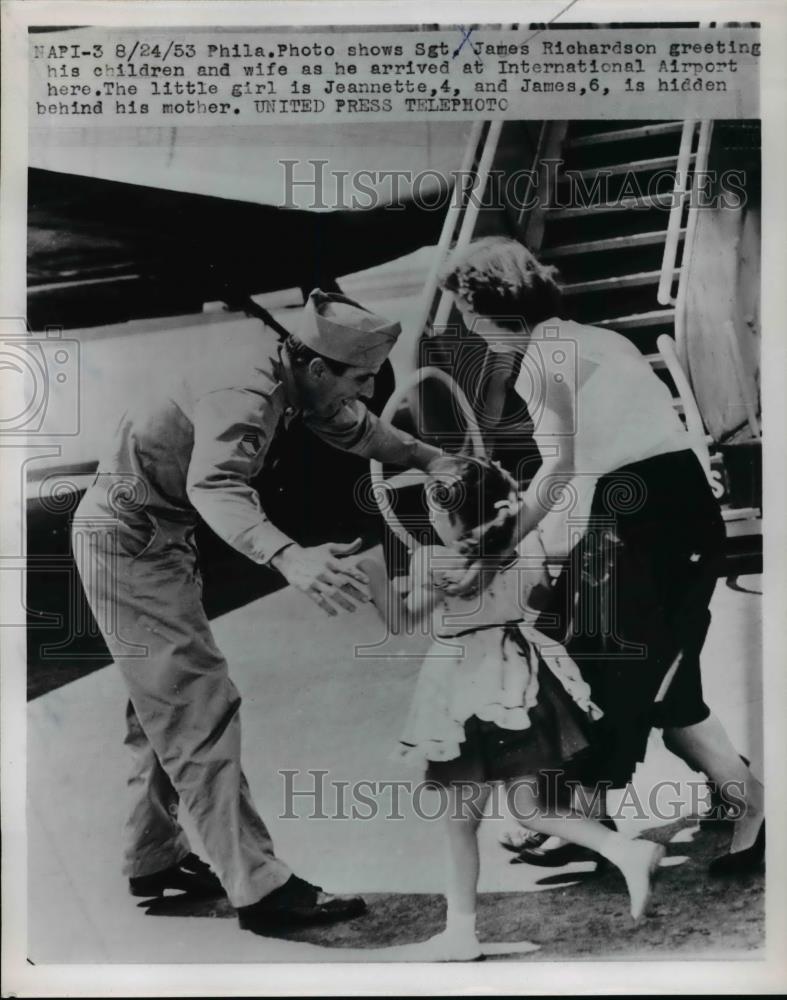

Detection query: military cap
(298, 288), (402, 369)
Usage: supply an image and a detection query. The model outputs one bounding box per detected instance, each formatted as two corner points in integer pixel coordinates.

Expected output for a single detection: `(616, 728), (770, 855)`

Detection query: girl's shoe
(709, 820), (765, 876)
(613, 839), (666, 923)
(420, 928), (484, 962)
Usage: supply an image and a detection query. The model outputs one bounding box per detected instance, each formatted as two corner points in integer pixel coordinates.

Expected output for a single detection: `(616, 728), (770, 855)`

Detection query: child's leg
(508, 773), (610, 852)
(507, 783), (616, 860)
(426, 781), (490, 960)
(444, 781), (490, 918)
(507, 778), (664, 922)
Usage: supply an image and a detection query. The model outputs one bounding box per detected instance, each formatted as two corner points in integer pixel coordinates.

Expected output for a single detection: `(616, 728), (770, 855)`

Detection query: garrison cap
(298, 288), (402, 369)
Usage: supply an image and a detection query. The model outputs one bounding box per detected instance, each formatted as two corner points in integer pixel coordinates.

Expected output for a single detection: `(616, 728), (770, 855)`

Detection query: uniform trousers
(72, 491), (291, 907)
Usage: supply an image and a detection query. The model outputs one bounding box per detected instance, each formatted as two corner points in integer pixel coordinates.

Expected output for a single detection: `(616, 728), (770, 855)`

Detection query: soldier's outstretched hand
(271, 538), (372, 616)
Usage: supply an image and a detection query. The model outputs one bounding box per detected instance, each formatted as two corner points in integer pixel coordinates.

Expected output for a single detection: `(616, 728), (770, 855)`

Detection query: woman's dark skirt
(536, 449), (726, 788)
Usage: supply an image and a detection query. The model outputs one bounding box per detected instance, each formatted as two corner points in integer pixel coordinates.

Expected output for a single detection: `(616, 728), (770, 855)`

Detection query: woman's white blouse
(515, 318), (690, 478)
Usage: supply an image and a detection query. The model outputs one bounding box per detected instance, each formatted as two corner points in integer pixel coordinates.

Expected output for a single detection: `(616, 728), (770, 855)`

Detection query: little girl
(364, 455), (664, 961)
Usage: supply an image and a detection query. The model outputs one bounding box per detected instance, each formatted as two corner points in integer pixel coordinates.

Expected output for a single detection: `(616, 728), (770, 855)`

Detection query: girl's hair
(440, 236), (563, 332)
(427, 454), (519, 556)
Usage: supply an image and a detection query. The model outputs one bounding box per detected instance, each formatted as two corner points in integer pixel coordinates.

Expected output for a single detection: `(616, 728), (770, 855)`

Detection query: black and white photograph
(1, 3), (785, 995)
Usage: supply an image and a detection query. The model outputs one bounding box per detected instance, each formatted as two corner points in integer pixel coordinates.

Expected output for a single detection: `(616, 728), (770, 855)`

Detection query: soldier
(73, 289), (443, 934)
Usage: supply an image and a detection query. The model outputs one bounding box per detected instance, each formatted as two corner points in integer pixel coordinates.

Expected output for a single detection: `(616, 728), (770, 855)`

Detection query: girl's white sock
(445, 909), (477, 939)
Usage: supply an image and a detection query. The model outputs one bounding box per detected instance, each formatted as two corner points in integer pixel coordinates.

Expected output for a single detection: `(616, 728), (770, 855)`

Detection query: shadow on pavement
(132, 818), (764, 958)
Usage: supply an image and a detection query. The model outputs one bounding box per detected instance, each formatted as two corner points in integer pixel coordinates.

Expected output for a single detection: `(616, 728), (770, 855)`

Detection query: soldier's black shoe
(237, 874), (367, 930)
(129, 852), (224, 898)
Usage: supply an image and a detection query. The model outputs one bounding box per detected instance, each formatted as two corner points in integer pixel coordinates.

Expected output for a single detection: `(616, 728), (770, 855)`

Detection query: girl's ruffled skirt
(397, 624), (602, 783)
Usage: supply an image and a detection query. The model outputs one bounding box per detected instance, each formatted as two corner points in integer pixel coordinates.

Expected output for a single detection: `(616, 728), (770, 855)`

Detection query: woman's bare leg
(663, 713), (765, 851)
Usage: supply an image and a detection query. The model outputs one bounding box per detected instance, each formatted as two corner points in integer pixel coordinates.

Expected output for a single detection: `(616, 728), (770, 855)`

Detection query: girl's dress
(398, 544), (602, 785)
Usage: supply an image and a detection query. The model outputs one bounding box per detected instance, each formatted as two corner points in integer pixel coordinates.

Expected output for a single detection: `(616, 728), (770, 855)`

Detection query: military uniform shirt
(94, 326), (424, 564)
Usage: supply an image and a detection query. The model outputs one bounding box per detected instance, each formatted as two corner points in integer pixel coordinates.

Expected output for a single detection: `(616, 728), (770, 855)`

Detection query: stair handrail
(517, 121), (548, 229)
(673, 120), (714, 361)
(655, 118), (715, 480)
(369, 365), (487, 549)
(657, 119), (697, 306)
(431, 120), (504, 332)
(722, 318), (762, 439)
(656, 332), (711, 476)
(402, 121), (485, 377)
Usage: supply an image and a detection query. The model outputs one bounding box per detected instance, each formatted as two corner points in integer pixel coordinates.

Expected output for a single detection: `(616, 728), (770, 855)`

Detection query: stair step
(566, 122), (686, 149)
(563, 154), (694, 180)
(722, 506), (761, 523)
(569, 120), (666, 137)
(544, 196), (672, 219)
(541, 230), (683, 259)
(593, 309), (676, 331)
(563, 269), (677, 295)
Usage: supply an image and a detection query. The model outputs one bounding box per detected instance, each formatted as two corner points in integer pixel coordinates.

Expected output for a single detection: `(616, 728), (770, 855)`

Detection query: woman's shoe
(500, 829), (549, 854)
(700, 754), (751, 829)
(511, 841), (607, 868)
(709, 820), (765, 876)
(510, 818), (616, 868)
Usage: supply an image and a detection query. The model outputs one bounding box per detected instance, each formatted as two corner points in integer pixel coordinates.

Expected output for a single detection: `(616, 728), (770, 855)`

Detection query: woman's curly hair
(440, 236), (563, 332)
(427, 454), (519, 557)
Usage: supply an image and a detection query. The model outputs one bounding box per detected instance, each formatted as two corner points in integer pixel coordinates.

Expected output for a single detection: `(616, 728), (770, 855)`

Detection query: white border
(2, 1), (787, 996)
